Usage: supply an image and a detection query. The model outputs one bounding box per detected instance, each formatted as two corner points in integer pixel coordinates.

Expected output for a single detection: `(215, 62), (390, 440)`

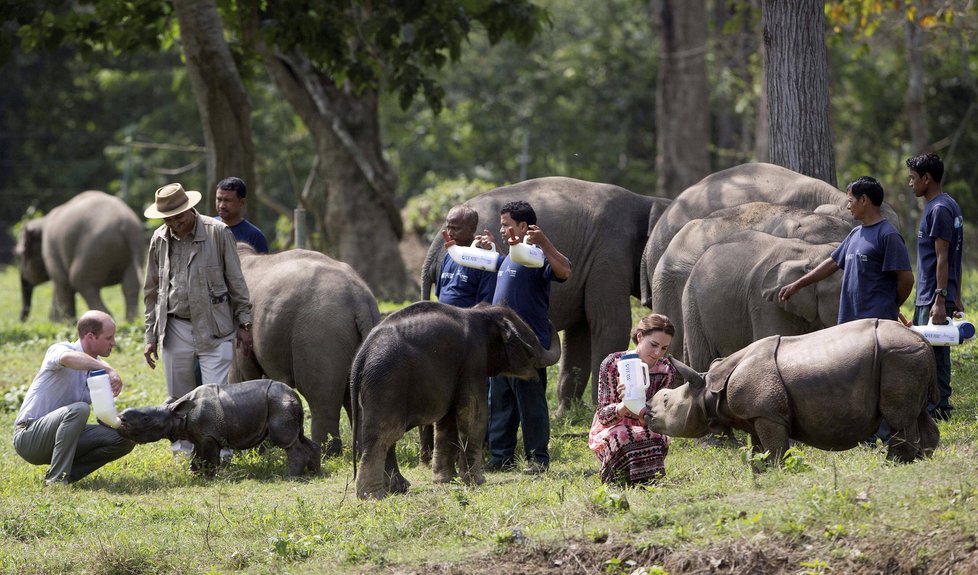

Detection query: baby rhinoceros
(647, 319), (940, 465)
(116, 379), (321, 477)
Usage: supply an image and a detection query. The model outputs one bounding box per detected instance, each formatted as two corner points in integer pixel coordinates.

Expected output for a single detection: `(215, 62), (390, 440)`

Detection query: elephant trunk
(20, 275), (34, 322)
(537, 322), (562, 367)
(420, 239), (444, 301)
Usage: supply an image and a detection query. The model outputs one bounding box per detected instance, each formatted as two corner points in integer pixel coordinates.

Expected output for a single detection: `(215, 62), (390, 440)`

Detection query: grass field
(1, 265), (977, 574)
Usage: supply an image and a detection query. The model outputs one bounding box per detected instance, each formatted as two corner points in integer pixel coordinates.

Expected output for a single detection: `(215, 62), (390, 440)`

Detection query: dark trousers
(487, 368), (550, 466)
(914, 304), (955, 417)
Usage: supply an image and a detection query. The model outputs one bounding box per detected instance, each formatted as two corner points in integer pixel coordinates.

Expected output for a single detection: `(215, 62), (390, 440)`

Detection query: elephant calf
(351, 301), (560, 499)
(116, 379), (321, 477)
(646, 319), (939, 465)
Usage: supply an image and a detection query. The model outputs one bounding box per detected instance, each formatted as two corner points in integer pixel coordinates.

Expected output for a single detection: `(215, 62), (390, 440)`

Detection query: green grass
(1, 265), (978, 574)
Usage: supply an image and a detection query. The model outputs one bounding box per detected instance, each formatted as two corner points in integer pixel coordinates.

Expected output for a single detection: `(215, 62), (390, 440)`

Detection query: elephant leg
(418, 425), (434, 467)
(78, 285), (109, 316)
(584, 290), (631, 407)
(457, 398), (487, 486)
(752, 419), (789, 468)
(308, 400), (342, 457)
(50, 282), (76, 322)
(384, 444), (410, 494)
(432, 411), (459, 484)
(356, 441), (391, 499)
(121, 262), (141, 322)
(555, 323), (591, 418)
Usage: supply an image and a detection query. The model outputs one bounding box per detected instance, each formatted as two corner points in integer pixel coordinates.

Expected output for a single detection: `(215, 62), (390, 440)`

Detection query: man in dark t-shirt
(213, 176), (269, 253)
(474, 201), (570, 473)
(436, 206), (496, 307)
(907, 153), (964, 420)
(779, 176), (913, 324)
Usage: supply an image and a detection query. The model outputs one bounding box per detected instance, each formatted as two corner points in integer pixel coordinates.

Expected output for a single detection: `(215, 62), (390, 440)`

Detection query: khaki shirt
(143, 211), (252, 347)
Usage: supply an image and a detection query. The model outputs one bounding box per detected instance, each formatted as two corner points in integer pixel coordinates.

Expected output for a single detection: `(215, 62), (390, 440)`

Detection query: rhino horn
(668, 355), (706, 390)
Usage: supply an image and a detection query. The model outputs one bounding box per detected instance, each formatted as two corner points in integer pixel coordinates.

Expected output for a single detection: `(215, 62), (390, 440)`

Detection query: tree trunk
(171, 0), (256, 212)
(654, 0), (711, 198)
(714, 0), (760, 168)
(258, 47), (412, 300)
(904, 19), (928, 155)
(762, 0), (836, 187)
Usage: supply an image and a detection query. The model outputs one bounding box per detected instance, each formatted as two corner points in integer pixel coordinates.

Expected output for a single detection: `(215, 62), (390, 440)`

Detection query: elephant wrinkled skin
(351, 302), (560, 499)
(232, 245), (380, 455)
(15, 191), (145, 322)
(651, 202), (853, 355)
(421, 176), (670, 414)
(647, 319), (939, 465)
(682, 233), (842, 370)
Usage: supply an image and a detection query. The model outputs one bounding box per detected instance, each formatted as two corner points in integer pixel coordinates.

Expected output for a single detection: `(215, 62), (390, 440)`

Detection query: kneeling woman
(588, 313), (675, 485)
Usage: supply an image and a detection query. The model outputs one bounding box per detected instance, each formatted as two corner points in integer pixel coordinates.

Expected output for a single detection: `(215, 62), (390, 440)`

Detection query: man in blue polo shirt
(475, 200), (570, 473)
(778, 176), (913, 324)
(214, 176), (269, 253)
(907, 153), (965, 420)
(436, 206), (497, 307)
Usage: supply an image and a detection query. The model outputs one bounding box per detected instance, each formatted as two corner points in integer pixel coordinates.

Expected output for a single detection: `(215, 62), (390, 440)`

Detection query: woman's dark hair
(631, 313), (675, 344)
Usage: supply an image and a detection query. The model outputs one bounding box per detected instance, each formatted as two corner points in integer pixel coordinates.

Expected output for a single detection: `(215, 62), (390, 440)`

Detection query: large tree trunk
(904, 19), (928, 156)
(171, 0), (256, 210)
(714, 0), (760, 168)
(654, 0), (711, 198)
(257, 47), (412, 300)
(762, 0), (835, 187)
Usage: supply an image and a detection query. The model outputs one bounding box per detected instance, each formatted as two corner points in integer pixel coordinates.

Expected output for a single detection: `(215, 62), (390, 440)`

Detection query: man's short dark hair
(77, 315), (104, 338)
(500, 201), (536, 226)
(217, 176), (247, 199)
(906, 153), (944, 184)
(847, 176), (884, 207)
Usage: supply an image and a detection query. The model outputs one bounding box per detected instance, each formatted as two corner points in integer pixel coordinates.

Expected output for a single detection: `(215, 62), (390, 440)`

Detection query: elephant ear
(760, 258), (818, 323)
(500, 318), (539, 369)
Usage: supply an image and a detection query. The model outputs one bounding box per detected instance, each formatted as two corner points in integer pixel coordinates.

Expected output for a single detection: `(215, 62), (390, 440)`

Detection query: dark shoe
(522, 461), (549, 475)
(485, 459), (516, 472)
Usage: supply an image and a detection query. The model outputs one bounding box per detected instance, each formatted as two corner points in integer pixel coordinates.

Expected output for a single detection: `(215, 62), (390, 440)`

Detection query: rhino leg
(752, 419), (789, 467)
(190, 437), (222, 476)
(917, 408), (939, 458)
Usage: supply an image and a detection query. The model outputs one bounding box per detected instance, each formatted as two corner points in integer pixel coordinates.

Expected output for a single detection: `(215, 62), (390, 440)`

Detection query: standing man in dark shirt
(907, 153), (965, 420)
(476, 201), (570, 473)
(214, 177), (269, 253)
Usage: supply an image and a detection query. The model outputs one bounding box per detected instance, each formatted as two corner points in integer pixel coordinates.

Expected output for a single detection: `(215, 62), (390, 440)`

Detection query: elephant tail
(349, 347), (367, 479)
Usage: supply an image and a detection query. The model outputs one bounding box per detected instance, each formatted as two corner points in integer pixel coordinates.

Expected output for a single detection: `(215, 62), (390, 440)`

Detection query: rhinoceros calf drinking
(116, 379), (321, 477)
(646, 318), (939, 465)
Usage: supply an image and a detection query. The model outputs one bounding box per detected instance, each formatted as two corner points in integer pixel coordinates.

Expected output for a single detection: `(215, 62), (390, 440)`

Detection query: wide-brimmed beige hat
(144, 183), (202, 219)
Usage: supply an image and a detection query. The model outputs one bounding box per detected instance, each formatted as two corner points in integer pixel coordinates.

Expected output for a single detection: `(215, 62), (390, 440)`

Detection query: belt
(167, 313), (191, 321)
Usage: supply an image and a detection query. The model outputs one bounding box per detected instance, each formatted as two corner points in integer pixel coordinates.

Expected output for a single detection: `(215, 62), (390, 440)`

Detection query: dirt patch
(382, 532), (978, 574)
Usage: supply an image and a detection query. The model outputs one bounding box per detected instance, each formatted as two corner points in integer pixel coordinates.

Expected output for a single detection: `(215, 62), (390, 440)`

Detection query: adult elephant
(15, 191), (144, 322)
(651, 202), (853, 355)
(421, 177), (671, 414)
(232, 245), (380, 455)
(682, 233), (841, 370)
(640, 162), (884, 307)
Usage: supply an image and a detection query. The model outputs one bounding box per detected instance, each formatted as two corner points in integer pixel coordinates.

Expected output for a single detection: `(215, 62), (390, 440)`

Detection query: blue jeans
(487, 369), (550, 466)
(914, 304), (955, 417)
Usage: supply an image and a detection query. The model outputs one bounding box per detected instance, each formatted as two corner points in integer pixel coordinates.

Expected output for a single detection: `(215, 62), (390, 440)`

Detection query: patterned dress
(587, 351), (675, 485)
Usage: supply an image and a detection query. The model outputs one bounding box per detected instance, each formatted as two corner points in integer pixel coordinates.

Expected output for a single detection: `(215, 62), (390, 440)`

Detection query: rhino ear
(668, 355), (705, 390)
(168, 396), (196, 416)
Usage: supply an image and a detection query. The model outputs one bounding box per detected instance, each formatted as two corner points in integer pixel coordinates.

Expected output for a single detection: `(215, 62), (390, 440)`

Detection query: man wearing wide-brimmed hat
(142, 183), (254, 454)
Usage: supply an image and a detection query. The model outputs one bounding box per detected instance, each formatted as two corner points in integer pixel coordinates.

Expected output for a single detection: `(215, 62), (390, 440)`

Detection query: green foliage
(589, 483), (630, 513)
(402, 177), (496, 240)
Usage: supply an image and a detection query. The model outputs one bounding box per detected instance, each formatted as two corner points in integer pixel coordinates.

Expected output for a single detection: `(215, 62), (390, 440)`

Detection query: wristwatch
(239, 322), (252, 331)
(937, 288), (948, 298)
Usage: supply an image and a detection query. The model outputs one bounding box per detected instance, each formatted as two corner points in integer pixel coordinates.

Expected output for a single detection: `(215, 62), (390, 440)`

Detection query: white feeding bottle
(447, 240), (499, 272)
(87, 369), (121, 428)
(617, 352), (650, 416)
(509, 236), (545, 268)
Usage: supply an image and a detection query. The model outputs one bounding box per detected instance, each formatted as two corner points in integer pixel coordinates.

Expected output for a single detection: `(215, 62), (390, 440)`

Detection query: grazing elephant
(232, 245), (380, 455)
(646, 320), (939, 464)
(640, 162), (899, 307)
(651, 202), (853, 355)
(682, 233), (841, 370)
(116, 379), (321, 477)
(351, 302), (560, 499)
(15, 191), (144, 322)
(421, 177), (671, 414)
